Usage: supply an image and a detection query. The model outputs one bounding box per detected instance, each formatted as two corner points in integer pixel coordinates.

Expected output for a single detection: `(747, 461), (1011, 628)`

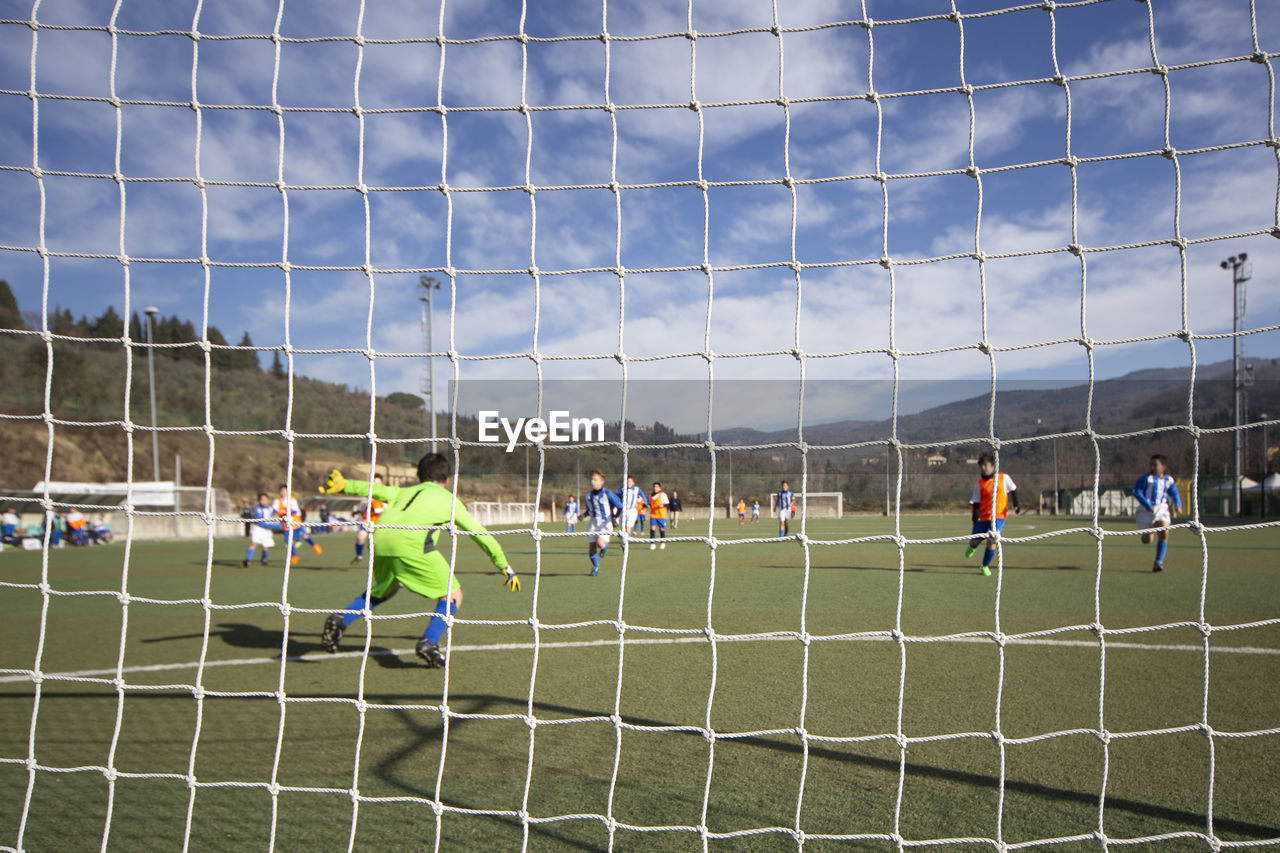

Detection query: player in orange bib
(965, 453), (1019, 576)
(648, 482), (670, 550)
(352, 474), (385, 563)
(274, 484), (323, 565)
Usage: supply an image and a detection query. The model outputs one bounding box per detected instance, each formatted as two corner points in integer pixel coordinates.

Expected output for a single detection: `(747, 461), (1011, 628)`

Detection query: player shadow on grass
(764, 563), (1085, 572)
(143, 622), (322, 660)
(143, 623), (443, 669)
(353, 692), (1278, 845)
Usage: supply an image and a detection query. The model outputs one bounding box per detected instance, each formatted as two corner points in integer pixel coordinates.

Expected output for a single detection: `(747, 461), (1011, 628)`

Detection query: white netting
(2, 1), (1279, 851)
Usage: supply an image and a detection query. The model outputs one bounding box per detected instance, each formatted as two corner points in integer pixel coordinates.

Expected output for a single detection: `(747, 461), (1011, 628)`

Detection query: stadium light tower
(1219, 253), (1249, 516)
(419, 275), (442, 452)
(144, 306), (160, 482)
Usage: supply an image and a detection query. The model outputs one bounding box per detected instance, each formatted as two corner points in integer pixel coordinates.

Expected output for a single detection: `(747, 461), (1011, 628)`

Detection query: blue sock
(245, 547), (254, 562)
(422, 600), (458, 645)
(339, 592), (385, 628)
(982, 546), (996, 568)
(355, 542), (364, 558)
(590, 552), (600, 570)
(1155, 540), (1168, 565)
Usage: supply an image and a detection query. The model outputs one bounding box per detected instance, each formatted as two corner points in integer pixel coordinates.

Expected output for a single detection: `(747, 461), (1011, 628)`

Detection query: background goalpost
(2, 1), (1279, 852)
(769, 492), (843, 519)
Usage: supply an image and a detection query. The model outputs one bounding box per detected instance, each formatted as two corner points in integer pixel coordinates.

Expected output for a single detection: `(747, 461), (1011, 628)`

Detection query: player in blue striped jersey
(1133, 454), (1182, 573)
(619, 476), (645, 541)
(777, 481), (795, 538)
(585, 470), (625, 576)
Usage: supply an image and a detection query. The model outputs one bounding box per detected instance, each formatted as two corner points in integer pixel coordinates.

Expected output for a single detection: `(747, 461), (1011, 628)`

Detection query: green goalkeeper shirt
(342, 478), (508, 570)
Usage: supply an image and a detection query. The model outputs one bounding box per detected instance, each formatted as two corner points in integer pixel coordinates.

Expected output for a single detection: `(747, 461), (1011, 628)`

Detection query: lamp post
(1219, 254), (1249, 516)
(1262, 412), (1269, 519)
(419, 275), (442, 452)
(144, 306), (160, 482)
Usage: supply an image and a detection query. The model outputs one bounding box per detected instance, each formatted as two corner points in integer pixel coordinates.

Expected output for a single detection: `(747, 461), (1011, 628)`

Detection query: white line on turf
(1, 634), (1277, 685)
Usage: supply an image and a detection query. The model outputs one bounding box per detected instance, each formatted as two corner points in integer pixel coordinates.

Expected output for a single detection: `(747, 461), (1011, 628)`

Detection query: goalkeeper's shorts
(367, 553), (460, 600)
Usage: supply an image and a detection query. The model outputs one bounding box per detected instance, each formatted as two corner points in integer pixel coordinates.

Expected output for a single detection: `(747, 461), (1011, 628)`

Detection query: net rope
(2, 1), (1279, 851)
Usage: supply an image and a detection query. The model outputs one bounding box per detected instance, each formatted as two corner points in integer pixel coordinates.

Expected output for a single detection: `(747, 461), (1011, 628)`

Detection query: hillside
(1, 274), (1275, 508)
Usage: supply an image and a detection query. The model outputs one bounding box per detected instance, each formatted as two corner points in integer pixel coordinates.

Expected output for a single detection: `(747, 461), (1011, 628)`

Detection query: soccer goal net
(2, 2), (1278, 851)
(769, 491), (843, 519)
(467, 501), (542, 528)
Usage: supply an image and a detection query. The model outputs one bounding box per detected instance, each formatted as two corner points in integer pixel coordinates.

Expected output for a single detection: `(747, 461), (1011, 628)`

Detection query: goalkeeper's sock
(982, 546), (996, 569)
(1155, 539), (1168, 566)
(339, 592), (386, 628)
(423, 600), (459, 645)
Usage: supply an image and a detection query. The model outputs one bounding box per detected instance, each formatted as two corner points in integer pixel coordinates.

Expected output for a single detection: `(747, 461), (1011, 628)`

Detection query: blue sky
(1, 0), (1278, 432)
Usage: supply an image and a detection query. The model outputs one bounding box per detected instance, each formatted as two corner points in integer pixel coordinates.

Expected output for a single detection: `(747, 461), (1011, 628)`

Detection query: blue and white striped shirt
(1133, 474), (1181, 512)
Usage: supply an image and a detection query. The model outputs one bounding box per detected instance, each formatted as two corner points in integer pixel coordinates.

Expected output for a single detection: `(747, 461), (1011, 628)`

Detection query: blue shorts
(651, 518), (666, 530)
(971, 518), (1006, 536)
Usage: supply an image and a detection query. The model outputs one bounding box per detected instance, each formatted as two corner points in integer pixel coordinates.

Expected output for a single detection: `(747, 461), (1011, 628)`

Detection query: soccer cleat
(591, 566), (599, 577)
(242, 559), (249, 567)
(649, 543), (656, 550)
(980, 566), (991, 577)
(964, 545), (977, 559)
(415, 639), (446, 668)
(291, 554), (300, 565)
(350, 556), (361, 564)
(321, 613), (345, 653)
(260, 558), (268, 565)
(659, 543), (665, 550)
(1152, 562), (1163, 573)
(312, 543), (323, 555)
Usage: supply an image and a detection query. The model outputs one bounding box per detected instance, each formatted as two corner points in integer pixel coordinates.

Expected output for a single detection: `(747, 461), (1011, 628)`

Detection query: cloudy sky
(1, 0), (1278, 432)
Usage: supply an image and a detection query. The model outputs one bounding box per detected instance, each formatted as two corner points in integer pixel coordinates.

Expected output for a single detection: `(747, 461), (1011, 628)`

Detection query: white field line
(1, 634), (1278, 685)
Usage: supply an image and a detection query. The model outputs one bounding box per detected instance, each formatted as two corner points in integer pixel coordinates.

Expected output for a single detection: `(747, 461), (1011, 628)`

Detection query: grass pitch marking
(2, 634), (1277, 685)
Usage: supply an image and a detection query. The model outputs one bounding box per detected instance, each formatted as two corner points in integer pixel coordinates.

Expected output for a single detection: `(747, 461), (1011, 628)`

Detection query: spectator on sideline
(669, 490), (683, 528)
(2, 507), (20, 545)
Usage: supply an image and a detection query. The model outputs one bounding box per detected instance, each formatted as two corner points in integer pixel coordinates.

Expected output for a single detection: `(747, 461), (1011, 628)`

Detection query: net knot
(958, 84), (974, 97)
(949, 10), (962, 22)
(688, 99), (701, 112)
(1067, 243), (1083, 256)
(1196, 621), (1212, 638)
(965, 165), (979, 178)
(781, 175), (794, 187)
(1170, 236), (1187, 250)
(607, 180), (619, 193)
(1094, 729), (1111, 745)
(971, 251), (986, 262)
(1150, 64), (1169, 77)
(1061, 155), (1078, 168)
(524, 714), (536, 731)
(1251, 51), (1268, 64)
(1040, 0), (1056, 11)
(1052, 74), (1067, 87)
(438, 180), (450, 194)
(685, 29), (698, 41)
(889, 629), (903, 643)
(103, 767), (119, 782)
(188, 98), (202, 112)
(1161, 146), (1177, 160)
(1089, 622), (1104, 638)
(696, 180), (709, 192)
(1270, 226), (1280, 239)
(861, 18), (876, 31)
(864, 90), (879, 103)
(878, 255), (892, 268)
(1197, 722), (1214, 738)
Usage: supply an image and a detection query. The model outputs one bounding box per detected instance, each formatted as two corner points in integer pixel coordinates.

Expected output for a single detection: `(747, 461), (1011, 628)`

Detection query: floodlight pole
(144, 306), (160, 482)
(419, 275), (442, 452)
(1220, 254), (1249, 516)
(1262, 413), (1269, 519)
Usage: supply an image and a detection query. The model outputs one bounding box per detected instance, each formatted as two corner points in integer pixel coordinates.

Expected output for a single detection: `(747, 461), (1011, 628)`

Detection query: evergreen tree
(236, 331), (261, 371)
(270, 350), (286, 379)
(90, 305), (124, 342)
(0, 280), (24, 330)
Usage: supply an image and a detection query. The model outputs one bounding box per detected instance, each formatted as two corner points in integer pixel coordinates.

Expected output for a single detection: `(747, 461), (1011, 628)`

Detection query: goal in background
(769, 491), (843, 519)
(2, 1), (1278, 851)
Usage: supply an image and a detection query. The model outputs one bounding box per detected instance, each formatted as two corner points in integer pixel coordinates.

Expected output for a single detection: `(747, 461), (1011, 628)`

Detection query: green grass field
(2, 516), (1278, 852)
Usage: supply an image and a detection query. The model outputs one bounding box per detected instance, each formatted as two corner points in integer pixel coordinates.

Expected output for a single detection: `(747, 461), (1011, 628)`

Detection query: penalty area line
(1, 634), (1278, 685)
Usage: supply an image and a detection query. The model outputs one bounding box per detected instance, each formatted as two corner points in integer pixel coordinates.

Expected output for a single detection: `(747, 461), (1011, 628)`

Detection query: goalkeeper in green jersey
(318, 452), (520, 667)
